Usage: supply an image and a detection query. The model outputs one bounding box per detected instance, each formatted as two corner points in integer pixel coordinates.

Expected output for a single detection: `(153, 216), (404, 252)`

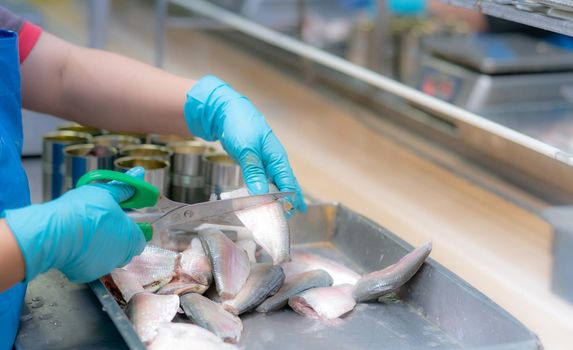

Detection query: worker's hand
(184, 75), (306, 212)
(3, 168), (146, 283)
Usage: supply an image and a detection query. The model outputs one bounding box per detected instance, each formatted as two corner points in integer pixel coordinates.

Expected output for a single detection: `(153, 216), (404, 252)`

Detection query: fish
(180, 293), (243, 344)
(256, 269), (333, 313)
(289, 250), (361, 285)
(144, 277), (173, 293)
(352, 241), (432, 302)
(199, 228), (250, 299)
(151, 228), (195, 252)
(222, 264), (285, 315)
(110, 269), (144, 303)
(148, 322), (237, 350)
(195, 223), (253, 241)
(123, 245), (178, 289)
(156, 277), (209, 296)
(204, 284), (222, 303)
(126, 292), (180, 344)
(179, 238), (212, 286)
(236, 239), (257, 263)
(221, 187), (290, 264)
(288, 284), (356, 320)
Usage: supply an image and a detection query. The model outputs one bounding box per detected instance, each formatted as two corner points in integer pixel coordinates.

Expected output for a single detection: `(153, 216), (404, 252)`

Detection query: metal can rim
(64, 143), (118, 158)
(43, 130), (93, 143)
(120, 144), (173, 158)
(114, 156), (171, 170)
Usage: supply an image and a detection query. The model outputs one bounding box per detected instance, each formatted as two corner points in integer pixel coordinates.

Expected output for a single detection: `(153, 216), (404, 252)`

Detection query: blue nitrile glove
(184, 75), (307, 213)
(388, 0), (426, 15)
(3, 167), (146, 283)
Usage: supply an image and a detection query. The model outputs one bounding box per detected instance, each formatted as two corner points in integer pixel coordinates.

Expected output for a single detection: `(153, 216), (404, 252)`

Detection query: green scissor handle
(76, 170), (159, 241)
(137, 222), (153, 242)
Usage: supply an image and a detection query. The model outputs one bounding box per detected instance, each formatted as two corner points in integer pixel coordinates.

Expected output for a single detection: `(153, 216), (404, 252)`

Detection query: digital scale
(417, 33), (573, 152)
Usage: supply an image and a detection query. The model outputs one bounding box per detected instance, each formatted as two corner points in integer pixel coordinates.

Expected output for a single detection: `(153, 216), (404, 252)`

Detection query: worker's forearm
(59, 46), (195, 134)
(0, 220), (25, 291)
(22, 32), (195, 135)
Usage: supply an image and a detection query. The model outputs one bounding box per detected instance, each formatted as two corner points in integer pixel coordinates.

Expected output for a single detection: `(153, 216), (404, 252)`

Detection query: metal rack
(441, 0), (573, 37)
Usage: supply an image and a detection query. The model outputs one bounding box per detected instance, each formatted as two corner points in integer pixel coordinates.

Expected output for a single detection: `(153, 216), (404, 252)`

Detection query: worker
(0, 6), (305, 349)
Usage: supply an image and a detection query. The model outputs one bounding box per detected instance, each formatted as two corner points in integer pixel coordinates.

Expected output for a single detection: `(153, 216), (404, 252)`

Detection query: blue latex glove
(388, 0), (426, 15)
(184, 75), (306, 212)
(3, 167), (146, 283)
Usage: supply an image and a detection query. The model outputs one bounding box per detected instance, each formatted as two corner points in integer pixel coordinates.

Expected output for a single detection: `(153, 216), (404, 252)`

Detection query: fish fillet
(221, 187), (290, 264)
(289, 284), (356, 320)
(256, 269), (333, 313)
(180, 293), (243, 344)
(353, 241), (432, 302)
(110, 269), (144, 303)
(156, 277), (209, 296)
(148, 322), (237, 350)
(143, 276), (173, 293)
(126, 292), (179, 344)
(223, 263), (285, 315)
(179, 238), (212, 286)
(199, 228), (250, 299)
(290, 250), (361, 285)
(236, 240), (257, 263)
(123, 245), (177, 288)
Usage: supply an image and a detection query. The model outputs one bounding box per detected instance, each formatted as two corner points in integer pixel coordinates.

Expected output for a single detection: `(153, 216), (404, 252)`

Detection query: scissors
(76, 169), (294, 242)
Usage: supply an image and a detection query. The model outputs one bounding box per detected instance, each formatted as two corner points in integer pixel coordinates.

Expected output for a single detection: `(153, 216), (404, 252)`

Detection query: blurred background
(2, 0), (573, 204)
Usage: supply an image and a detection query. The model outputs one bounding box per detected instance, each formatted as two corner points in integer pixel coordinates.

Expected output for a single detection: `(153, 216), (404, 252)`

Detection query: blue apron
(0, 29), (31, 350)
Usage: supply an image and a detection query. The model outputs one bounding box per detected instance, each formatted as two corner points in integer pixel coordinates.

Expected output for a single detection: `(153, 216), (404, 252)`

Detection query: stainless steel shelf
(441, 0), (573, 37)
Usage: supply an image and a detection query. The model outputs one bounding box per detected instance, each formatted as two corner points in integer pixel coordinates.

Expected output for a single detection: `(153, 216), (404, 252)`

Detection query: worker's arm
(0, 169), (146, 292)
(0, 220), (26, 291)
(20, 31), (305, 211)
(21, 32), (192, 135)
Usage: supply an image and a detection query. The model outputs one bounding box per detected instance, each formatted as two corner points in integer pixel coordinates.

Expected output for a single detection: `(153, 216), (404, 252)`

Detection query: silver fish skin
(110, 269), (144, 303)
(179, 238), (212, 286)
(148, 322), (237, 350)
(180, 293), (243, 344)
(289, 250), (361, 285)
(256, 269), (333, 313)
(221, 187), (290, 264)
(289, 284), (356, 320)
(222, 264), (285, 315)
(123, 245), (178, 288)
(199, 228), (250, 299)
(352, 241), (432, 302)
(126, 292), (179, 344)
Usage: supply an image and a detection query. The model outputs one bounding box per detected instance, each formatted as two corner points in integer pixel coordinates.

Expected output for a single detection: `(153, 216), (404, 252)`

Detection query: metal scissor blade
(152, 191), (294, 231)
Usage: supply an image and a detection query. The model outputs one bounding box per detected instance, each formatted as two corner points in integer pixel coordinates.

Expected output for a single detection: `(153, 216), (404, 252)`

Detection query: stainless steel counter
(15, 158), (127, 349)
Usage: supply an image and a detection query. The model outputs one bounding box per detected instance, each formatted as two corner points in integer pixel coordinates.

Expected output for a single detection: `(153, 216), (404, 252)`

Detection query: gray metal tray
(89, 203), (542, 349)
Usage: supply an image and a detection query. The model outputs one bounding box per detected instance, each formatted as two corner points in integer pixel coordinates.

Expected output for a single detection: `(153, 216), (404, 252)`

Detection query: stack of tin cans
(42, 123), (244, 204)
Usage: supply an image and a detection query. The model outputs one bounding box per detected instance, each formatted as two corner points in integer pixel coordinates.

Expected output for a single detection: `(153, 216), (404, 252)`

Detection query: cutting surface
(26, 1), (573, 348)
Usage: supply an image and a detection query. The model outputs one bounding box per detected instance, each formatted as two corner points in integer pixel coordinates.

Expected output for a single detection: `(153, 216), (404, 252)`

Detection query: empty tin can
(168, 141), (211, 203)
(57, 123), (105, 137)
(94, 134), (141, 149)
(110, 131), (149, 143)
(149, 134), (194, 146)
(43, 131), (93, 201)
(114, 156), (170, 194)
(120, 144), (173, 161)
(64, 144), (117, 190)
(203, 153), (244, 199)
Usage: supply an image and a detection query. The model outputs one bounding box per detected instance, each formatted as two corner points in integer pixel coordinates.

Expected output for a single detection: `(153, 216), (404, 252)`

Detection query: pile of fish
(106, 189), (433, 349)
